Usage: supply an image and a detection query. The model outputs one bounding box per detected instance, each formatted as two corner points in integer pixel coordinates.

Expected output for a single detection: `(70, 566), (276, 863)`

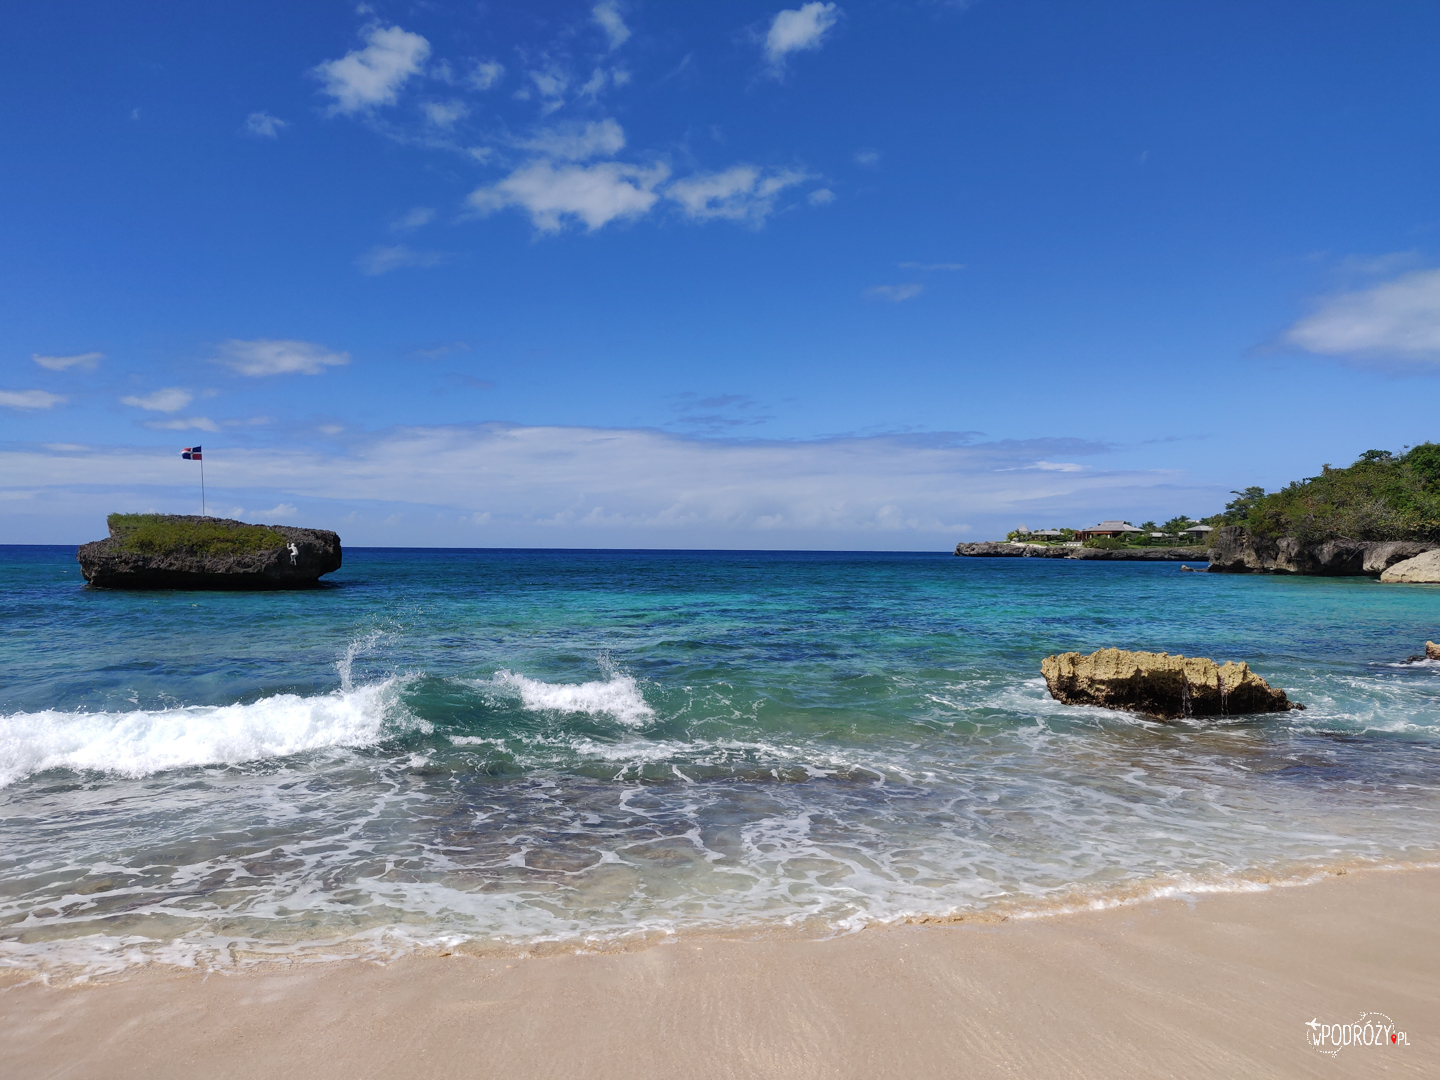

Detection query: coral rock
(1040, 647), (1300, 720)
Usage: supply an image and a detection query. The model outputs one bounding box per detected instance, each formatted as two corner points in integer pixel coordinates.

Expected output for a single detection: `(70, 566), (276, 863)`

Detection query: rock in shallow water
(1040, 647), (1301, 720)
(1379, 550), (1440, 584)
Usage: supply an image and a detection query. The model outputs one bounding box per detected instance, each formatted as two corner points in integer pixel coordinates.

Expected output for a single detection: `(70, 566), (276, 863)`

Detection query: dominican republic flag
(182, 446), (202, 460)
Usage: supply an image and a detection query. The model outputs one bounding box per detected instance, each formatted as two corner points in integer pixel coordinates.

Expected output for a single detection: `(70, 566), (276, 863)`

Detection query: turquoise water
(2, 546), (1438, 976)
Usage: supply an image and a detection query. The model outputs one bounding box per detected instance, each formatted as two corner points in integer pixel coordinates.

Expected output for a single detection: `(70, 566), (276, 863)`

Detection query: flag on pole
(182, 446), (206, 514)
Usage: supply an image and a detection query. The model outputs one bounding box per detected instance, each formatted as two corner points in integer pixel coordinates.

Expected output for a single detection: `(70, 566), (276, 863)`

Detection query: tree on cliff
(1236, 443), (1440, 543)
(1222, 487), (1267, 524)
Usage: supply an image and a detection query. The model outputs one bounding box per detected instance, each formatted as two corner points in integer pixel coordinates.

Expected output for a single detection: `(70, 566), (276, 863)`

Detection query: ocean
(2, 546), (1437, 978)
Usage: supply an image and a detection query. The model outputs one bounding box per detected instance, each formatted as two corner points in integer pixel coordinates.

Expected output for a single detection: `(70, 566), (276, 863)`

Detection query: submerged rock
(1040, 647), (1301, 720)
(1208, 526), (1435, 576)
(78, 514), (341, 590)
(1379, 550), (1440, 584)
(1404, 642), (1440, 662)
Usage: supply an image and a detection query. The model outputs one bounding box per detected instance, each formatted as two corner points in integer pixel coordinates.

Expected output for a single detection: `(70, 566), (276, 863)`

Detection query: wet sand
(3, 867), (1436, 1079)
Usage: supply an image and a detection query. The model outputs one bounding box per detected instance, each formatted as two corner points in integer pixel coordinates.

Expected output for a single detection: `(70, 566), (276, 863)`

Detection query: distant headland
(957, 443), (1440, 580)
(78, 514), (342, 590)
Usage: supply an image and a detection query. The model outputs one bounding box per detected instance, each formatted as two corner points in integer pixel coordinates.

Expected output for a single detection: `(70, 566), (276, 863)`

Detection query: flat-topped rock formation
(954, 542), (1209, 561)
(78, 514), (341, 590)
(1208, 526), (1435, 576)
(1379, 550), (1440, 584)
(1040, 647), (1301, 720)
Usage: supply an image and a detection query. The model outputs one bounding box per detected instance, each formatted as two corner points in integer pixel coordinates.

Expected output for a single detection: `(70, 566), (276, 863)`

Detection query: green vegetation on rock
(107, 514), (287, 556)
(1230, 443), (1440, 543)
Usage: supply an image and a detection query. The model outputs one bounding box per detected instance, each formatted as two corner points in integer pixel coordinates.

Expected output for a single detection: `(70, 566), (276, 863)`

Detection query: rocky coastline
(1206, 526), (1435, 576)
(954, 541), (1208, 561)
(78, 515), (342, 590)
(957, 527), (1440, 578)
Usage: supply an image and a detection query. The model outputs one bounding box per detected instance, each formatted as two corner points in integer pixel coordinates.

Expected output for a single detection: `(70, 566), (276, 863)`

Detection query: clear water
(1, 546), (1437, 977)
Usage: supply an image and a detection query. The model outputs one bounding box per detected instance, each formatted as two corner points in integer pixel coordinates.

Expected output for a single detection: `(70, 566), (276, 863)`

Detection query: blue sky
(3, 0), (1438, 547)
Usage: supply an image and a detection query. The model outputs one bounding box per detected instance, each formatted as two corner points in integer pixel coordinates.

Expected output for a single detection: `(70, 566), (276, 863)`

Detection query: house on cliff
(1076, 521), (1143, 540)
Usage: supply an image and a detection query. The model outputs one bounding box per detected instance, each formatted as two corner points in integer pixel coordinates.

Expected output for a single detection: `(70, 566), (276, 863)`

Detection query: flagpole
(201, 456), (206, 517)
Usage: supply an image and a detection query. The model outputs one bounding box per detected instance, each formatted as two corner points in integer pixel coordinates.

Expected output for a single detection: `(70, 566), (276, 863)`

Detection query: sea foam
(0, 679), (403, 787)
(486, 669), (655, 726)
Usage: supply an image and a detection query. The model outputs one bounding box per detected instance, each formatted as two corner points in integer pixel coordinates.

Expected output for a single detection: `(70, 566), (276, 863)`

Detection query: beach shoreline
(4, 864), (1435, 1079)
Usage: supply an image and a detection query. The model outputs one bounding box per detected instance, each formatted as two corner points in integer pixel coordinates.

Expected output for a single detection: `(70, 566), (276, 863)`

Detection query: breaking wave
(484, 669), (655, 726)
(0, 679), (407, 787)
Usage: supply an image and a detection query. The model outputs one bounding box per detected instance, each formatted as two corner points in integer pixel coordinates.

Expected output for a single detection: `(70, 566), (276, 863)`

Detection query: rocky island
(78, 514), (342, 589)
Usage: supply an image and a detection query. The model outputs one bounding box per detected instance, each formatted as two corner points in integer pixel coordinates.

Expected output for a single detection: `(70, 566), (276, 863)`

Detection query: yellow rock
(1040, 647), (1299, 720)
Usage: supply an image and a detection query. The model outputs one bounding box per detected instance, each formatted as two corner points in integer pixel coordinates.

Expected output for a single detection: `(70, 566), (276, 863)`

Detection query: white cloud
(392, 206), (435, 231)
(33, 351), (102, 371)
(1337, 251), (1420, 277)
(469, 160), (669, 232)
(765, 3), (839, 66)
(865, 283), (924, 302)
(579, 68), (618, 98)
(469, 60), (505, 91)
(145, 417), (220, 432)
(667, 166), (808, 223)
(314, 26), (431, 114)
(520, 119), (626, 160)
(0, 390), (65, 410)
(854, 148), (880, 166)
(358, 244), (447, 275)
(120, 387), (193, 413)
(256, 503), (300, 520)
(1032, 461), (1084, 473)
(808, 187), (835, 206)
(1283, 268), (1440, 364)
(0, 425), (1208, 549)
(526, 67), (569, 111)
(213, 339), (351, 377)
(244, 112), (288, 138)
(593, 3), (631, 50)
(421, 100), (468, 127)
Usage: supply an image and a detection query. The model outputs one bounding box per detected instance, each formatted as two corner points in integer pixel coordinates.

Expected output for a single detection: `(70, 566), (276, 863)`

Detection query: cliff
(78, 514), (341, 590)
(954, 542), (1208, 561)
(1206, 526), (1435, 576)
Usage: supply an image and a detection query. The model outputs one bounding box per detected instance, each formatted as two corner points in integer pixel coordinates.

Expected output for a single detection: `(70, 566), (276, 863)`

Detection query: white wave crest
(488, 670), (655, 726)
(0, 680), (404, 787)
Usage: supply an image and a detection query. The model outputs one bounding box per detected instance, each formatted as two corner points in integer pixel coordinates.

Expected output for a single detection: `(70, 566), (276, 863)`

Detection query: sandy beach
(3, 866), (1435, 1079)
